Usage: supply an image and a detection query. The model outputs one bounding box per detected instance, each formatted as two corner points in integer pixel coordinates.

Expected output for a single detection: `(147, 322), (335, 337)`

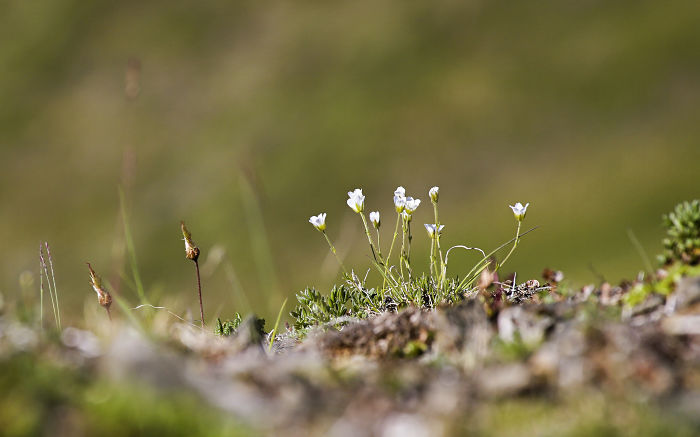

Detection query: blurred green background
(2, 0), (699, 323)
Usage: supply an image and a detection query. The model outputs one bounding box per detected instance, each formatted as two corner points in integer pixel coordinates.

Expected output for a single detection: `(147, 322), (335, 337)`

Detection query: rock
(474, 363), (532, 398)
(672, 276), (700, 311)
(497, 306), (553, 346)
(432, 300), (493, 368)
(314, 307), (435, 359)
(661, 315), (700, 335)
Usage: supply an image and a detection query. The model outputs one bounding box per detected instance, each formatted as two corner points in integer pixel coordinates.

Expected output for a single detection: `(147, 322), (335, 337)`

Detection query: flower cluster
(307, 186), (530, 288)
(296, 186), (534, 331)
(393, 186), (421, 222)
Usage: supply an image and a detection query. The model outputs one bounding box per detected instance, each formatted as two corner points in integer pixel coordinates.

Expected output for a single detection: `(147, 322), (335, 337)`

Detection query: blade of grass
(224, 260), (253, 314)
(44, 243), (62, 330)
(627, 228), (654, 277)
(109, 291), (144, 332)
(457, 226), (539, 290)
(239, 174), (279, 313)
(119, 186), (147, 304)
(38, 244), (43, 331)
(268, 297), (288, 353)
(39, 243), (60, 330)
(132, 304), (204, 331)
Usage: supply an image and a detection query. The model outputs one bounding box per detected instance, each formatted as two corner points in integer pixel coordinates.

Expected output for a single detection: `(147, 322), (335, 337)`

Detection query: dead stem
(195, 259), (204, 327)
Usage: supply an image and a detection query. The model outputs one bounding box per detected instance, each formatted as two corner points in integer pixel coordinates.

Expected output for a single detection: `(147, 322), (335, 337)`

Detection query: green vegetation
(214, 313), (242, 336)
(623, 200), (700, 306)
(292, 187), (537, 333)
(659, 199), (700, 265)
(2, 198), (700, 436)
(0, 354), (250, 437)
(2, 1), (700, 324)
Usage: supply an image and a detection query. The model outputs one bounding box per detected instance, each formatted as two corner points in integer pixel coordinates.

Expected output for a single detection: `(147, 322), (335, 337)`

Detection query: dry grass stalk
(181, 221), (204, 327)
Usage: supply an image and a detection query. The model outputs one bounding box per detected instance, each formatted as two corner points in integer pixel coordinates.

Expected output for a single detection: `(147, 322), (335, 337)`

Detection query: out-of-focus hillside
(1, 0), (699, 322)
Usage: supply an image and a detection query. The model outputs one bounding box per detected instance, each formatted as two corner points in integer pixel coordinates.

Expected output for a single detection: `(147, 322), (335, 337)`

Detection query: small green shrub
(659, 199), (700, 265)
(214, 313), (242, 336)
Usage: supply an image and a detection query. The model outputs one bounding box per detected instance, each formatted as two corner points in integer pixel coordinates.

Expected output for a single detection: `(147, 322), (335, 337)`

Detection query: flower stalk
(310, 213), (348, 275)
(370, 211), (382, 259)
(497, 203), (529, 272)
(181, 221), (204, 327)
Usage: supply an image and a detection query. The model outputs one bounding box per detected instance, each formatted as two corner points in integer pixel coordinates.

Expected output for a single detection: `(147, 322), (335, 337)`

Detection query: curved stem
(323, 231), (349, 275)
(497, 221), (521, 273)
(382, 213), (402, 297)
(386, 213), (401, 265)
(360, 212), (379, 264)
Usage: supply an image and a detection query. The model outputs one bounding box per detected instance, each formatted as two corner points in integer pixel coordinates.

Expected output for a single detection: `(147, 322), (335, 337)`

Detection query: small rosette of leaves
(659, 200), (700, 265)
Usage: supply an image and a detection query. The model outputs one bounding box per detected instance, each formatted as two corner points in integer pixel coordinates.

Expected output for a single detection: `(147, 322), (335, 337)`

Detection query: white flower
(401, 210), (412, 222)
(429, 186), (439, 203)
(424, 223), (444, 238)
(405, 197), (421, 214)
(309, 213), (327, 231)
(369, 211), (380, 228)
(346, 189), (365, 213)
(509, 202), (529, 221)
(393, 186), (406, 212)
(394, 195), (406, 212)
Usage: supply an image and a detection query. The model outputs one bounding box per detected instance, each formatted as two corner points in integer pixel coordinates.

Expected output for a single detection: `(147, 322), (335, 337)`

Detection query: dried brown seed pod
(181, 221), (200, 261)
(87, 263), (112, 316)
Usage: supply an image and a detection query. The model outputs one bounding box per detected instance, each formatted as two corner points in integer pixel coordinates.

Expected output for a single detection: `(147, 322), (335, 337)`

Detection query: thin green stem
(45, 243), (61, 330)
(405, 219), (413, 278)
(39, 246), (59, 331)
(386, 213), (401, 265)
(383, 212), (402, 290)
(456, 225), (539, 291)
(429, 235), (437, 278)
(400, 217), (407, 279)
(323, 231), (348, 275)
(497, 221), (521, 272)
(360, 212), (379, 264)
(38, 247), (43, 332)
(119, 188), (147, 304)
(432, 203), (445, 289)
(268, 297), (288, 353)
(375, 226), (385, 301)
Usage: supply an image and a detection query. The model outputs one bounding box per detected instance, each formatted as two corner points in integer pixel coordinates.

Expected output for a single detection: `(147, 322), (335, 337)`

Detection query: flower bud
(369, 211), (380, 229)
(429, 186), (439, 203)
(181, 221), (200, 261)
